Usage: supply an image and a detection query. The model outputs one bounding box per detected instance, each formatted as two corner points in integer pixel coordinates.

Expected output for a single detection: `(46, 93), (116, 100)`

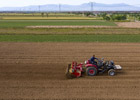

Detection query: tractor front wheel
(86, 67), (97, 76)
(108, 69), (115, 76)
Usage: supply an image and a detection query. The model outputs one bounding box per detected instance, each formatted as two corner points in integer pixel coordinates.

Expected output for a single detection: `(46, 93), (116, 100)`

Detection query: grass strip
(0, 34), (140, 42)
(0, 20), (116, 28)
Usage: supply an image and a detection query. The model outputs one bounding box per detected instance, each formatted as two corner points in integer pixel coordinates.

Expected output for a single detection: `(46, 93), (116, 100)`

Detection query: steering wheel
(96, 58), (104, 67)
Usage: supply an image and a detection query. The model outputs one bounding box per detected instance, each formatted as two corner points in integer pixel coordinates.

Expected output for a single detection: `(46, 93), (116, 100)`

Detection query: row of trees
(99, 13), (140, 21)
(77, 12), (128, 21)
(83, 12), (140, 21)
(98, 13), (127, 21)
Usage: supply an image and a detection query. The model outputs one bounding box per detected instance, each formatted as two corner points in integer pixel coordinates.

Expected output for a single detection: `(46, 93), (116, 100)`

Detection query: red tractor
(65, 58), (122, 79)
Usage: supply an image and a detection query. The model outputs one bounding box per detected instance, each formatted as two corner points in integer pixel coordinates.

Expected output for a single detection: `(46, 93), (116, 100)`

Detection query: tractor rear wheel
(86, 67), (97, 76)
(108, 69), (115, 76)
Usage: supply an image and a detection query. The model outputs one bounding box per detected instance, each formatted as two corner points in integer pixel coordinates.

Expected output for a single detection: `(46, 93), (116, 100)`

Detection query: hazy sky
(0, 0), (140, 7)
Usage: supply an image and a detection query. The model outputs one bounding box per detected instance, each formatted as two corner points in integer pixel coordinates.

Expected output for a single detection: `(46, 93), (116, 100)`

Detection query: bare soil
(26, 25), (116, 28)
(116, 22), (140, 28)
(0, 42), (140, 100)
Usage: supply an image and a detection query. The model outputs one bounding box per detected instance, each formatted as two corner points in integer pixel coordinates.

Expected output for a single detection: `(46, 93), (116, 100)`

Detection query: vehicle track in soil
(0, 42), (140, 100)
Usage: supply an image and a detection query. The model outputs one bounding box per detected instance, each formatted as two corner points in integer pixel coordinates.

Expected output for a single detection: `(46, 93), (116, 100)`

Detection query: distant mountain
(0, 2), (140, 11)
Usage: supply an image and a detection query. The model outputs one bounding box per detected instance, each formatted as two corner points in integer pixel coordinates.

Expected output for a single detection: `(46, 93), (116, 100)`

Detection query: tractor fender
(85, 64), (98, 70)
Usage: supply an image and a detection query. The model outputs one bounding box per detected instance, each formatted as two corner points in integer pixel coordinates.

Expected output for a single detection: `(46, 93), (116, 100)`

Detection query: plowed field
(0, 42), (140, 100)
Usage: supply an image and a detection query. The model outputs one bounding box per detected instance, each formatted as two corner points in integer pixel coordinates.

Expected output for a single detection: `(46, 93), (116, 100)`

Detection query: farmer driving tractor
(66, 54), (122, 78)
(90, 55), (98, 64)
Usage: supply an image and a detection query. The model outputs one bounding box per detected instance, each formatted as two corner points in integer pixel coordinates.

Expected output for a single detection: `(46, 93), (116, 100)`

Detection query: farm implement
(66, 58), (122, 79)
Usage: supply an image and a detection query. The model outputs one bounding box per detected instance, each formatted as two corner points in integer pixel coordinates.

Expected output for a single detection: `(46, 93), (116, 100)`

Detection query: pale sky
(0, 0), (140, 7)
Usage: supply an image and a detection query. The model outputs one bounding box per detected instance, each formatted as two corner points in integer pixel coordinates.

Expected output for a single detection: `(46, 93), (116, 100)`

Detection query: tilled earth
(0, 42), (140, 100)
(116, 22), (140, 28)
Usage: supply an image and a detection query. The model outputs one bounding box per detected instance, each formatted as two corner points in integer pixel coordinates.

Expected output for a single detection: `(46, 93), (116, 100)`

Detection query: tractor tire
(65, 64), (73, 79)
(86, 67), (97, 76)
(108, 69), (115, 76)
